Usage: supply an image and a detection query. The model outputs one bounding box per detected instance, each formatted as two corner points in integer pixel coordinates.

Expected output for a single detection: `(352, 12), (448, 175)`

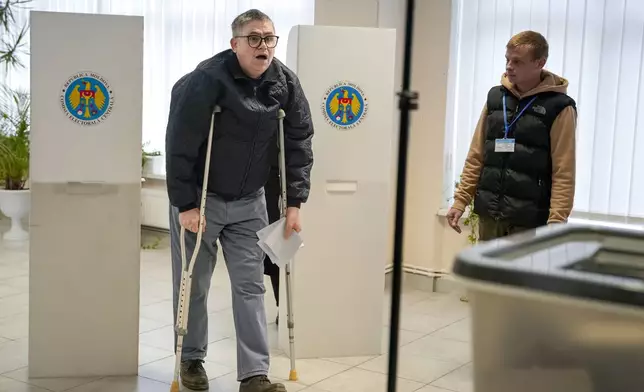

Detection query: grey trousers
(170, 188), (269, 381)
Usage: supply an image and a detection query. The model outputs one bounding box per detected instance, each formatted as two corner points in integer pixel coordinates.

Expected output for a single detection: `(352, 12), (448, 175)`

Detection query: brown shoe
(181, 359), (209, 390)
(239, 375), (286, 392)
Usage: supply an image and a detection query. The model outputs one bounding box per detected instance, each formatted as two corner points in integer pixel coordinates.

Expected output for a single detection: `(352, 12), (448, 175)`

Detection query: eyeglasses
(236, 34), (279, 49)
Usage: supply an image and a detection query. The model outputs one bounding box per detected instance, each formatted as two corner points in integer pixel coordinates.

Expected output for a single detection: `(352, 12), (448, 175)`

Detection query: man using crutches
(165, 9), (314, 392)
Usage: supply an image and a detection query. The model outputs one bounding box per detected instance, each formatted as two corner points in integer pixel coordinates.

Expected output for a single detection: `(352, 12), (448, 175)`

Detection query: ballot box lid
(453, 223), (644, 307)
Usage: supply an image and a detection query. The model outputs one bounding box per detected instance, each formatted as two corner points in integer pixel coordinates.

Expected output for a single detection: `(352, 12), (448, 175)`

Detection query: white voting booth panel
(29, 11), (143, 377)
(280, 25), (396, 359)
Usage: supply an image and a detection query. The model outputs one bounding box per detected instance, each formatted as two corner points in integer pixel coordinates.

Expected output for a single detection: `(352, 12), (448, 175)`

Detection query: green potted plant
(0, 87), (30, 240)
(1, 1), (30, 73)
(142, 141), (163, 177)
(452, 179), (480, 245)
(0, 0), (32, 241)
(452, 179), (479, 303)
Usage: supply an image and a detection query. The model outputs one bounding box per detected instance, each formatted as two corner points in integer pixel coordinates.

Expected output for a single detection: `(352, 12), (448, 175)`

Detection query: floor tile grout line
(424, 319), (470, 341)
(138, 352), (178, 368)
(0, 363), (28, 377)
(138, 374), (172, 385)
(0, 292), (26, 300)
(0, 291), (29, 300)
(353, 365), (432, 384)
(137, 321), (174, 335)
(1, 365), (111, 392)
(429, 336), (470, 344)
(0, 374), (60, 392)
(139, 353), (175, 367)
(0, 277), (29, 286)
(419, 384), (458, 392)
(396, 330), (433, 348)
(424, 361), (471, 392)
(355, 356), (468, 387)
(138, 298), (171, 308)
(429, 315), (469, 332)
(50, 376), (109, 392)
(413, 381), (457, 392)
(316, 356), (374, 368)
(303, 364), (361, 390)
(438, 360), (470, 377)
(208, 369), (237, 385)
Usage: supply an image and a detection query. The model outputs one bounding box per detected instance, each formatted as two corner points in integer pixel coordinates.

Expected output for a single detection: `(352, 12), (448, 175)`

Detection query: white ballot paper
(256, 217), (304, 268)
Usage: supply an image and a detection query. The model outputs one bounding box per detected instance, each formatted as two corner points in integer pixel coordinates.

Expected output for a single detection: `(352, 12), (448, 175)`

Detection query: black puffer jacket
(165, 50), (314, 212)
(473, 85), (575, 227)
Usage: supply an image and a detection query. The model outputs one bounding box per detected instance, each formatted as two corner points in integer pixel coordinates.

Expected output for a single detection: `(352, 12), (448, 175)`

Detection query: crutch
(277, 109), (298, 381)
(170, 105), (221, 392)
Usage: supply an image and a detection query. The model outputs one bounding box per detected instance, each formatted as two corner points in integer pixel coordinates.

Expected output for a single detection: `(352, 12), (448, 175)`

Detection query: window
(445, 0), (644, 220)
(3, 0), (314, 153)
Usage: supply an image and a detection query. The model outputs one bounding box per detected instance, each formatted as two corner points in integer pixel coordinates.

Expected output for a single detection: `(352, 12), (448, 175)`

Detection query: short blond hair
(507, 31), (549, 60)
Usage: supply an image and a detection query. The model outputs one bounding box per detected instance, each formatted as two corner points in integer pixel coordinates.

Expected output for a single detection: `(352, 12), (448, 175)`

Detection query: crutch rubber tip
(289, 370), (298, 381)
(170, 380), (181, 392)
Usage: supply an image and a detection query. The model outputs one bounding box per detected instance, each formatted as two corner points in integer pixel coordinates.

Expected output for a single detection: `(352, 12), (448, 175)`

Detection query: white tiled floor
(0, 225), (473, 392)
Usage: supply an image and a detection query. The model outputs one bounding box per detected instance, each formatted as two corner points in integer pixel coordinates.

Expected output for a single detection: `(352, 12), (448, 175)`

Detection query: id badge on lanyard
(495, 94), (537, 153)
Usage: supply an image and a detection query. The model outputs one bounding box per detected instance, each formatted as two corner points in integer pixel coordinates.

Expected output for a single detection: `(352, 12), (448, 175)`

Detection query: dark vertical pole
(387, 0), (418, 391)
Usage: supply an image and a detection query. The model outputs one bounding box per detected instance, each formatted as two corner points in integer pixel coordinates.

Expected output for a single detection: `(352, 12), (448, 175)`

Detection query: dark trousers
(263, 169), (281, 306)
(478, 216), (529, 241)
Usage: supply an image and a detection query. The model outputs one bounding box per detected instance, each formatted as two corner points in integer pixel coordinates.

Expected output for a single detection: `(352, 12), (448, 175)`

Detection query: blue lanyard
(503, 94), (537, 138)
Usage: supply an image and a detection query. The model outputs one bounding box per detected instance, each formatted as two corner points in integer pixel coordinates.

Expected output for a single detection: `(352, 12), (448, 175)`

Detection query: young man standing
(447, 31), (577, 240)
(165, 9), (314, 392)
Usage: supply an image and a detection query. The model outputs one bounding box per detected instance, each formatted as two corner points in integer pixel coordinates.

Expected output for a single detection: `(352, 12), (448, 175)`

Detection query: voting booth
(28, 11), (143, 377)
(280, 25), (397, 359)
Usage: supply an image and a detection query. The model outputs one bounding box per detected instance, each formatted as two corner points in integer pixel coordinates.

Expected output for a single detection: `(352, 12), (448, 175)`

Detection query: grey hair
(231, 9), (273, 36)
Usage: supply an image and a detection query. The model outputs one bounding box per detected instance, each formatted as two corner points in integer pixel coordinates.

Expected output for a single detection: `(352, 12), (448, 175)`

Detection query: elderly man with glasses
(165, 8), (314, 392)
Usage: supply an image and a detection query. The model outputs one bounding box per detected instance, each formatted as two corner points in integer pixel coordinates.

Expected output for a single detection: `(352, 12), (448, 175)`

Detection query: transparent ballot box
(452, 224), (644, 392)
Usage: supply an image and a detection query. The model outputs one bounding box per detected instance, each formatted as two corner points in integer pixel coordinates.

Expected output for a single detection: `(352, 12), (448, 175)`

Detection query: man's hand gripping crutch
(170, 106), (221, 392)
(277, 109), (298, 382)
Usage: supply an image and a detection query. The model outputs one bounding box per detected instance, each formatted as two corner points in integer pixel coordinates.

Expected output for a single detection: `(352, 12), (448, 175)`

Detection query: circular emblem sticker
(60, 72), (113, 125)
(322, 81), (368, 129)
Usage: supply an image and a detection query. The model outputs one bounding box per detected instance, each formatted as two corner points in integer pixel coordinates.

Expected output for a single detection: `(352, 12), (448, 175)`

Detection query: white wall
(403, 0), (471, 274)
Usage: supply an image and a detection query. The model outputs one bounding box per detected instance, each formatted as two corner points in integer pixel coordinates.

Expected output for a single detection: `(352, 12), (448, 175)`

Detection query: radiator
(141, 187), (169, 230)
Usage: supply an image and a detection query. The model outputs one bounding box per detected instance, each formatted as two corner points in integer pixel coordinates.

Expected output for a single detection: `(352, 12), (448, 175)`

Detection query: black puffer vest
(473, 86), (576, 228)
